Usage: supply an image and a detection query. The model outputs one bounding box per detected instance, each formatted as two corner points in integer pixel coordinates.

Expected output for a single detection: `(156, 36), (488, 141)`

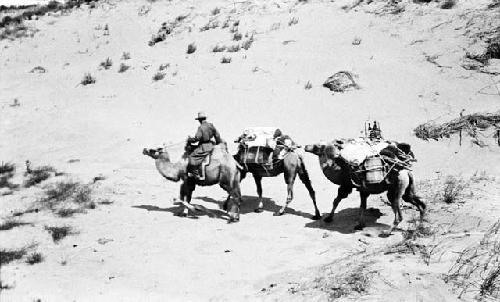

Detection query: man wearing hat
(187, 111), (222, 178)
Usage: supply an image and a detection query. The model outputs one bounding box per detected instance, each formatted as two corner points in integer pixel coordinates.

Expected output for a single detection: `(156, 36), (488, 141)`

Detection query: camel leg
(324, 185), (352, 223)
(275, 172), (295, 216)
(227, 176), (241, 223)
(403, 172), (427, 221)
(383, 180), (406, 236)
(354, 192), (369, 230)
(177, 181), (194, 217)
(253, 174), (264, 213)
(298, 167), (320, 220)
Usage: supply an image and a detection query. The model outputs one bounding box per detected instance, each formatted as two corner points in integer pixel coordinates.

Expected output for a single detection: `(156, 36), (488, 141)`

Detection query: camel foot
(228, 217), (240, 224)
(254, 208), (264, 213)
(324, 215), (333, 223)
(311, 213), (321, 220)
(273, 210), (285, 216)
(175, 211), (188, 217)
(354, 223), (365, 231)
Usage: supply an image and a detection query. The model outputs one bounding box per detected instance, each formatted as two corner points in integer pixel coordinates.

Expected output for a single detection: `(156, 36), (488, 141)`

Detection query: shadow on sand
(305, 207), (390, 234)
(197, 195), (319, 220)
(131, 204), (229, 221)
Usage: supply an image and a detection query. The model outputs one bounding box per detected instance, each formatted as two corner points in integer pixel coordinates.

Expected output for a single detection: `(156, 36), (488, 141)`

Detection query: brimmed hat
(195, 111), (207, 120)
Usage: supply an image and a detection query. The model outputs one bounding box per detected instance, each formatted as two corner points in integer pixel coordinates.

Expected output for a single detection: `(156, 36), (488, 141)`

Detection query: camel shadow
(305, 207), (390, 234)
(131, 204), (229, 221)
(196, 195), (318, 220)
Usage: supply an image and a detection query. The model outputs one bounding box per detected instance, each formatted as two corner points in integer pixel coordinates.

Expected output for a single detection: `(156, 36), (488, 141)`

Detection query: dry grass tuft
(221, 56), (232, 64)
(24, 164), (56, 188)
(100, 57), (112, 70)
(118, 63), (130, 73)
(81, 73), (96, 85)
(187, 42), (197, 54)
(45, 225), (75, 243)
(25, 252), (43, 265)
(212, 45), (226, 52)
(441, 175), (468, 204)
(39, 181), (95, 217)
(0, 219), (31, 231)
(152, 71), (166, 81)
(305, 81), (312, 90)
(121, 52), (131, 60)
(445, 221), (500, 300)
(0, 247), (28, 265)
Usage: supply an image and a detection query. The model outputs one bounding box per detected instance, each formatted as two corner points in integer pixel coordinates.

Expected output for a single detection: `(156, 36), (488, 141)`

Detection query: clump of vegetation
(211, 7), (220, 15)
(30, 66), (46, 73)
(440, 0), (456, 9)
(25, 252), (44, 265)
(293, 259), (376, 299)
(233, 32), (242, 41)
(45, 225), (74, 243)
(200, 19), (220, 32)
(221, 56), (232, 64)
(0, 247), (28, 265)
(81, 73), (96, 85)
(118, 63), (130, 73)
(305, 81), (312, 90)
(187, 43), (197, 54)
(441, 175), (468, 204)
(152, 71), (166, 81)
(0, 162), (17, 189)
(445, 220), (500, 300)
(0, 162), (15, 175)
(212, 45), (226, 52)
(158, 63), (170, 71)
(288, 17), (299, 26)
(241, 36), (254, 50)
(100, 57), (112, 70)
(227, 44), (240, 52)
(0, 219), (31, 231)
(24, 163), (56, 188)
(39, 180), (95, 217)
(121, 52), (131, 60)
(414, 113), (500, 147)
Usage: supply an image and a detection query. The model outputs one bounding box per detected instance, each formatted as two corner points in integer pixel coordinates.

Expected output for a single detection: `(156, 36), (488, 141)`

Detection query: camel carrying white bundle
(329, 138), (416, 186)
(236, 127), (279, 148)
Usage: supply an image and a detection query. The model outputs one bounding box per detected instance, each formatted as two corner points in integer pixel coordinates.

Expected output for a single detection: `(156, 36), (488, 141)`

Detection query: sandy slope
(1, 0), (500, 301)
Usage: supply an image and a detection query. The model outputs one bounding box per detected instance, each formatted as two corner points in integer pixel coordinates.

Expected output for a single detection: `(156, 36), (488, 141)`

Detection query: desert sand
(1, 0), (500, 301)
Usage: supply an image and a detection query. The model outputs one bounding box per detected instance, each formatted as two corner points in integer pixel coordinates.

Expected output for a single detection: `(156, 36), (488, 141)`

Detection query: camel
(304, 142), (426, 235)
(235, 147), (321, 220)
(142, 142), (242, 223)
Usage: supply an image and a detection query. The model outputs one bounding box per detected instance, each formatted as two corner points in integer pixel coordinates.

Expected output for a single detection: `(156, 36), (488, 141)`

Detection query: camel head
(143, 146), (185, 182)
(304, 141), (341, 159)
(142, 147), (170, 161)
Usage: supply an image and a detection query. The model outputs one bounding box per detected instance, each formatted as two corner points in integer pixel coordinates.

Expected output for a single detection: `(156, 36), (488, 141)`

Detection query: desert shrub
(81, 73), (96, 85)
(241, 36), (254, 50)
(118, 63), (130, 73)
(0, 247), (28, 265)
(227, 44), (240, 52)
(30, 66), (46, 73)
(288, 17), (299, 26)
(305, 81), (312, 90)
(100, 57), (112, 70)
(24, 165), (56, 187)
(442, 175), (467, 204)
(25, 252), (44, 265)
(440, 0), (456, 9)
(158, 63), (170, 71)
(221, 56), (232, 64)
(0, 219), (31, 231)
(45, 225), (74, 243)
(233, 32), (242, 41)
(200, 19), (219, 32)
(0, 162), (15, 175)
(121, 51), (131, 60)
(39, 181), (95, 216)
(211, 7), (220, 15)
(212, 45), (226, 52)
(323, 71), (359, 92)
(187, 43), (197, 54)
(152, 71), (165, 81)
(445, 221), (500, 300)
(43, 181), (79, 204)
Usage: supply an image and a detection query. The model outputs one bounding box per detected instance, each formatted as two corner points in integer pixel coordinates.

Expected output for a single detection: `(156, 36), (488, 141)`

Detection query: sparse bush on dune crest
(81, 73), (96, 85)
